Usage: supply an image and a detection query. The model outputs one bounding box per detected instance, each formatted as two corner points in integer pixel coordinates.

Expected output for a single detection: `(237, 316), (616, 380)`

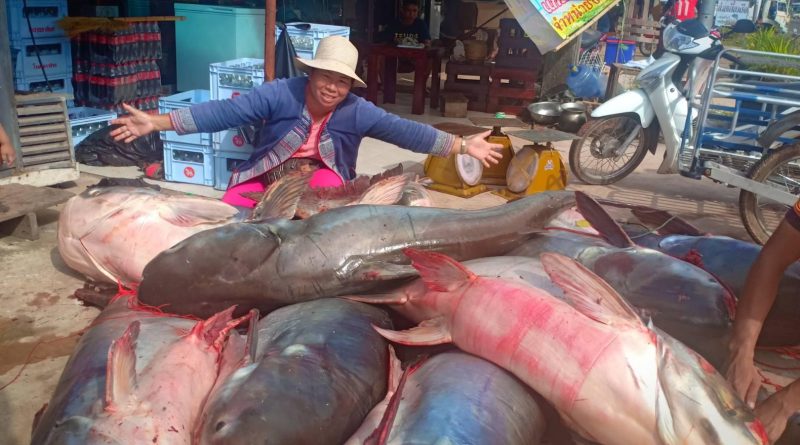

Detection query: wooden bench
(0, 183), (74, 240)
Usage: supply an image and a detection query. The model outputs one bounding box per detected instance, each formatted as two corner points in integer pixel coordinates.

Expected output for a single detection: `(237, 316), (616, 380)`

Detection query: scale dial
(455, 154), (483, 186)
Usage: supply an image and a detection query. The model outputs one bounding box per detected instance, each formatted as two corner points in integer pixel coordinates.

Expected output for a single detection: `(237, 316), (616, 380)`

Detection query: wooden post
(540, 37), (580, 99)
(0, 0), (21, 175)
(368, 0), (375, 43)
(265, 0), (276, 81)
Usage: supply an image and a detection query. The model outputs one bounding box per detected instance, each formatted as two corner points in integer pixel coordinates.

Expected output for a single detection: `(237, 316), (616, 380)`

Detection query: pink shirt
(292, 113), (331, 160)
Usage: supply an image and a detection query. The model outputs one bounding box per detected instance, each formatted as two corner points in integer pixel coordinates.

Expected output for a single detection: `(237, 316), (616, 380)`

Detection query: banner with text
(715, 0), (752, 27)
(522, 0), (618, 38)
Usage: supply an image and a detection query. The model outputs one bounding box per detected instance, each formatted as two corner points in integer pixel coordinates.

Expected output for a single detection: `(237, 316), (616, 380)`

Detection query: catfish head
(138, 221), (288, 317)
(654, 330), (769, 445)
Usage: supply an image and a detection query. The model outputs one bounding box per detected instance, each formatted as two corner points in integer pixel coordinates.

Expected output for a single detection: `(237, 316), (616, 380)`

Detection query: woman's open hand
(464, 130), (504, 168)
(110, 103), (156, 143)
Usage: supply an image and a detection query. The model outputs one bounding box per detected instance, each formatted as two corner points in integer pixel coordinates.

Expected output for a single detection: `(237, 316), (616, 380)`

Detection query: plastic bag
(75, 124), (163, 167)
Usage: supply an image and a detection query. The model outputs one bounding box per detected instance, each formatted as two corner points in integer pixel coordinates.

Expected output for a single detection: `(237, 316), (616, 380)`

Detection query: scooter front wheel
(739, 143), (800, 244)
(568, 115), (650, 185)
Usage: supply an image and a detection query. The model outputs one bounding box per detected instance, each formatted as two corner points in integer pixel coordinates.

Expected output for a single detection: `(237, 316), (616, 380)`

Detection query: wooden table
(366, 44), (443, 115)
(0, 183), (74, 240)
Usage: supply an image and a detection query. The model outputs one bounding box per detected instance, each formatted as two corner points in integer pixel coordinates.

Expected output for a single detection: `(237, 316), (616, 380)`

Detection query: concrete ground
(0, 92), (749, 445)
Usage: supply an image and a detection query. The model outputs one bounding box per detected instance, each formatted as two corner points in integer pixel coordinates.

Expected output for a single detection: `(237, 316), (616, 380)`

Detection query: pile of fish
(46, 184), (800, 444)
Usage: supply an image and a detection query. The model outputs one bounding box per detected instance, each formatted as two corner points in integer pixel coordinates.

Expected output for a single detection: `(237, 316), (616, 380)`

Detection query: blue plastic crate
(209, 58), (265, 100)
(7, 0), (68, 42)
(164, 142), (215, 186)
(212, 127), (255, 154)
(15, 73), (72, 95)
(12, 37), (72, 80)
(68, 107), (116, 146)
(213, 149), (252, 191)
(159, 89), (212, 146)
(276, 23), (350, 58)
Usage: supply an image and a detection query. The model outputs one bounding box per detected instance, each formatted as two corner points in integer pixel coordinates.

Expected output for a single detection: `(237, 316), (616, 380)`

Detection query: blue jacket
(170, 76), (454, 185)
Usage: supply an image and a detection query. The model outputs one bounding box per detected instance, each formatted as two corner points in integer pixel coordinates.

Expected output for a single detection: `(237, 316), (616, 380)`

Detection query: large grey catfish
(31, 294), (196, 444)
(138, 191), (577, 318)
(196, 298), (392, 445)
(346, 351), (546, 445)
(616, 208), (800, 347)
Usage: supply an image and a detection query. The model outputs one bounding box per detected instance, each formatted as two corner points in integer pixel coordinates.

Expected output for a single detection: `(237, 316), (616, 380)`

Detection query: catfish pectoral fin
(336, 260), (419, 282)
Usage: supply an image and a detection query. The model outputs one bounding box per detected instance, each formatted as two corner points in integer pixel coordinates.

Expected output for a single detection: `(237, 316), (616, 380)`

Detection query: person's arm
(110, 80), (281, 142)
(0, 123), (17, 167)
(726, 211), (800, 407)
(754, 378), (800, 442)
(362, 104), (502, 167)
(110, 103), (173, 143)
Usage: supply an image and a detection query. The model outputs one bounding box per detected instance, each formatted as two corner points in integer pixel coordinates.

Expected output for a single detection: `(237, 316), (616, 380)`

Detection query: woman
(111, 36), (503, 208)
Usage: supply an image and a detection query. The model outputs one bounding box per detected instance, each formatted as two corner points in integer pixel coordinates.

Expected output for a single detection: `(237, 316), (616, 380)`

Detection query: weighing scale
(469, 117), (527, 186)
(423, 123), (491, 198)
(423, 123), (577, 200)
(494, 128), (578, 201)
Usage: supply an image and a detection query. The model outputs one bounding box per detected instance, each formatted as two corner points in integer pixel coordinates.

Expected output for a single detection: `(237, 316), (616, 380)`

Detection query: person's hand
(725, 348), (763, 409)
(0, 141), (16, 167)
(755, 388), (795, 442)
(110, 103), (156, 143)
(464, 130), (504, 168)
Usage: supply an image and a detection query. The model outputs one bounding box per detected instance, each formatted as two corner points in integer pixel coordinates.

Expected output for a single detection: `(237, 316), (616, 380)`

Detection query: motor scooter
(568, 18), (757, 185)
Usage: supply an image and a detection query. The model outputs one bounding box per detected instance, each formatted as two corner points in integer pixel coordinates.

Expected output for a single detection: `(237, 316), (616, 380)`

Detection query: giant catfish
(138, 191), (578, 318)
(196, 298), (392, 445)
(346, 351), (546, 445)
(510, 193), (738, 367)
(616, 207), (800, 347)
(366, 249), (769, 445)
(57, 186), (243, 286)
(31, 293), (250, 444)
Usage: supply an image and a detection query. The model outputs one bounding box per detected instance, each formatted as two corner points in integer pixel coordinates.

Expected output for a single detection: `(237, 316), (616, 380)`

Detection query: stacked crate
(488, 19), (542, 115)
(8, 0), (73, 97)
(275, 23), (350, 60)
(67, 107), (116, 146)
(71, 21), (163, 114)
(209, 58), (263, 190)
(159, 90), (215, 186)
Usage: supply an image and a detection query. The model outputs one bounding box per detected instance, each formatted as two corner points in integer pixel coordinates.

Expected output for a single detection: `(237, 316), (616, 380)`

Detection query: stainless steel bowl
(527, 101), (563, 125)
(558, 102), (588, 133)
(560, 102), (587, 114)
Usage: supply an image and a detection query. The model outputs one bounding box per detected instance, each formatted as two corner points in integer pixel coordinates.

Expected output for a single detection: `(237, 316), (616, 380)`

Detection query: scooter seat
(580, 30), (603, 49)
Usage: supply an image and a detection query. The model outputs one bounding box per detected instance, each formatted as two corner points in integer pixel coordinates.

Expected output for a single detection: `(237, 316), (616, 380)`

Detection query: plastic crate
(12, 37), (72, 80)
(159, 89), (212, 146)
(213, 149), (252, 190)
(212, 127), (255, 154)
(209, 58), (265, 100)
(7, 0), (68, 42)
(15, 73), (73, 95)
(68, 107), (116, 146)
(275, 23), (350, 58)
(164, 142), (215, 186)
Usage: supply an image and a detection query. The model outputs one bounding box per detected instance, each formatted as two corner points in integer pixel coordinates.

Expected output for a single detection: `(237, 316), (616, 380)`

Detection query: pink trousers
(222, 167), (343, 208)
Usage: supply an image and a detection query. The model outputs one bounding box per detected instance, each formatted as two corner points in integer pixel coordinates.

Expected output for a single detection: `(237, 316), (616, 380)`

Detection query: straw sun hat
(295, 35), (367, 88)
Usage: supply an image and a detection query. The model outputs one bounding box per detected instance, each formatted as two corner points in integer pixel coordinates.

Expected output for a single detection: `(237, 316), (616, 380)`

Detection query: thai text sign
(715, 0), (751, 27)
(516, 0), (618, 38)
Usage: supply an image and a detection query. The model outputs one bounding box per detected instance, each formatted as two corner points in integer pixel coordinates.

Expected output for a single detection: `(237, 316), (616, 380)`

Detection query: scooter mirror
(731, 19), (756, 34)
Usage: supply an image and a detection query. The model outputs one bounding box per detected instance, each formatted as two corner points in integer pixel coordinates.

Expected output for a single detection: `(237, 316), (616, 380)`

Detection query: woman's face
(308, 69), (352, 111)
